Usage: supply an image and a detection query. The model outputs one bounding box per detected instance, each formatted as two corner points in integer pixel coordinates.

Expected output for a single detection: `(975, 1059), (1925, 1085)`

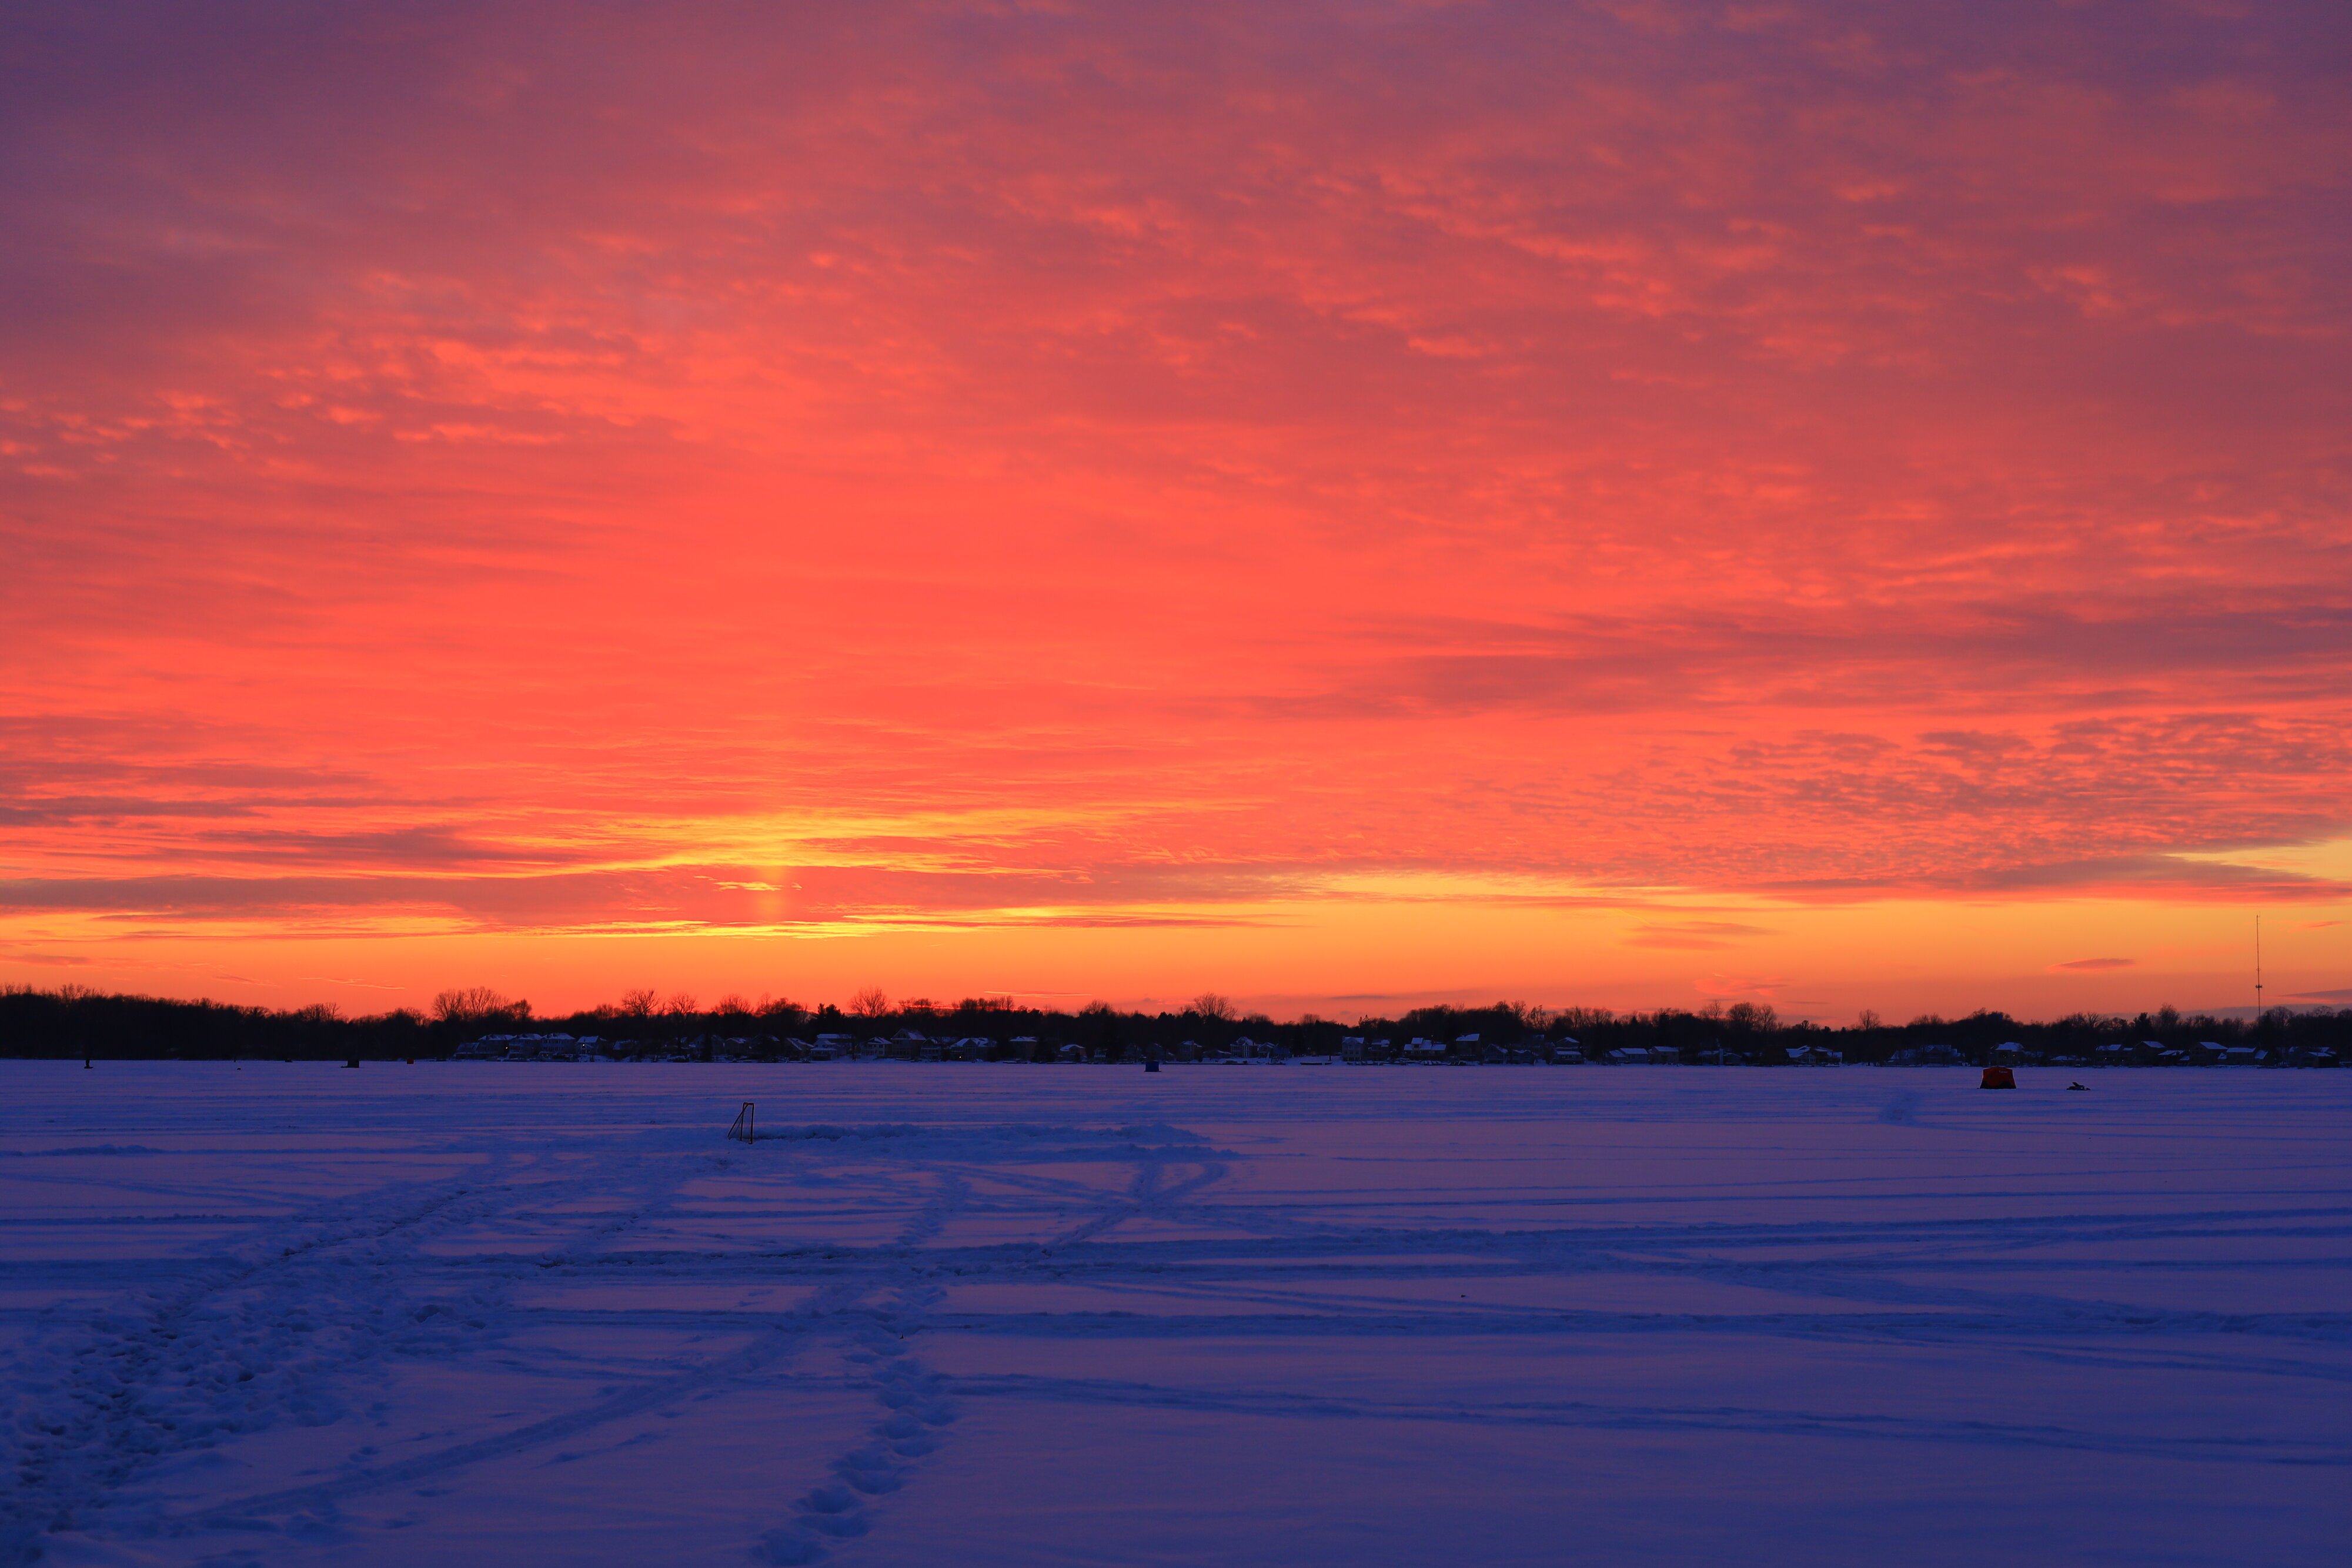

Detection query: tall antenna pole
(2254, 913), (2263, 1021)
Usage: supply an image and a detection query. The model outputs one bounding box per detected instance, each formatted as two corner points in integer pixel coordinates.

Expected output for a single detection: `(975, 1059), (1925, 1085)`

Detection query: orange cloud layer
(4, 2), (2349, 1014)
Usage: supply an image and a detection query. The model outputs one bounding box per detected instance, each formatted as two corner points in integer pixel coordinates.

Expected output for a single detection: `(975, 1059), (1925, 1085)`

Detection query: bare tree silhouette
(432, 986), (519, 1024)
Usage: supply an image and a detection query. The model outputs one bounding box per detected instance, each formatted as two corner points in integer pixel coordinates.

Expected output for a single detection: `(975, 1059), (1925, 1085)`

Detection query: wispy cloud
(1623, 921), (1776, 951)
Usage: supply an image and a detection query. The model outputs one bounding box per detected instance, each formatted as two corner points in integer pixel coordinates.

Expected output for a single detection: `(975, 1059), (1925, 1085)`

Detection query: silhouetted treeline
(3, 984), (2348, 1064)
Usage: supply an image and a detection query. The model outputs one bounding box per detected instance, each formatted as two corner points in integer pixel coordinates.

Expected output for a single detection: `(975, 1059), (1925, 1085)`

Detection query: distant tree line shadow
(2, 985), (2344, 1068)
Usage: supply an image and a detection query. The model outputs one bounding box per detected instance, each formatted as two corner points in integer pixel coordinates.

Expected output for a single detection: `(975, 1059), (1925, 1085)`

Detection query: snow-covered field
(3, 1064), (2347, 1567)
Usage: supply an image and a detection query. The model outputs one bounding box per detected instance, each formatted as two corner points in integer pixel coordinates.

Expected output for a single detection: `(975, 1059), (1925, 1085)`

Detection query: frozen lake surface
(3, 1062), (2347, 1566)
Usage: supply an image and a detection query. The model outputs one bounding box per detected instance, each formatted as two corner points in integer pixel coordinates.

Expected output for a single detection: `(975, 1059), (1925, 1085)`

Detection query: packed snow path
(3, 1064), (2348, 1566)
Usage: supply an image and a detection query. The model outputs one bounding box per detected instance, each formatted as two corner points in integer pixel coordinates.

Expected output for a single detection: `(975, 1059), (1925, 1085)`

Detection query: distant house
(463, 1032), (587, 1062)
(1056, 1042), (1087, 1063)
(1403, 1037), (1447, 1057)
(1606, 1046), (1650, 1064)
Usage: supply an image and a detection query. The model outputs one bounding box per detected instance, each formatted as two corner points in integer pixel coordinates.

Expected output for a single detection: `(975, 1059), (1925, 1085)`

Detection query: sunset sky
(5, 1), (2349, 1022)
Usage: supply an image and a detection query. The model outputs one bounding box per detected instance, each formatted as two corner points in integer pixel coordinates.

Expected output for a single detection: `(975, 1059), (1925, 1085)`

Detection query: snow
(4, 1062), (2348, 1566)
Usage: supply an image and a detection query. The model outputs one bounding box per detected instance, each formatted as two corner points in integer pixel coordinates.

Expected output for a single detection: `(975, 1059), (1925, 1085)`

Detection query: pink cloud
(2, 2), (2349, 1003)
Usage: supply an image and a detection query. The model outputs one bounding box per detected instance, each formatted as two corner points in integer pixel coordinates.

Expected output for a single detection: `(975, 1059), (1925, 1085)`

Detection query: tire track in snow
(947, 1374), (2352, 1466)
(1041, 1158), (1228, 1252)
(177, 1323), (812, 1530)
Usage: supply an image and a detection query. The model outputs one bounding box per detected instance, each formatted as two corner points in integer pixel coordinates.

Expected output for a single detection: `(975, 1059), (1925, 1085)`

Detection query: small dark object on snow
(2067, 1081), (2088, 1091)
(1980, 1065), (2017, 1089)
(728, 1101), (756, 1143)
(343, 1058), (360, 1069)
